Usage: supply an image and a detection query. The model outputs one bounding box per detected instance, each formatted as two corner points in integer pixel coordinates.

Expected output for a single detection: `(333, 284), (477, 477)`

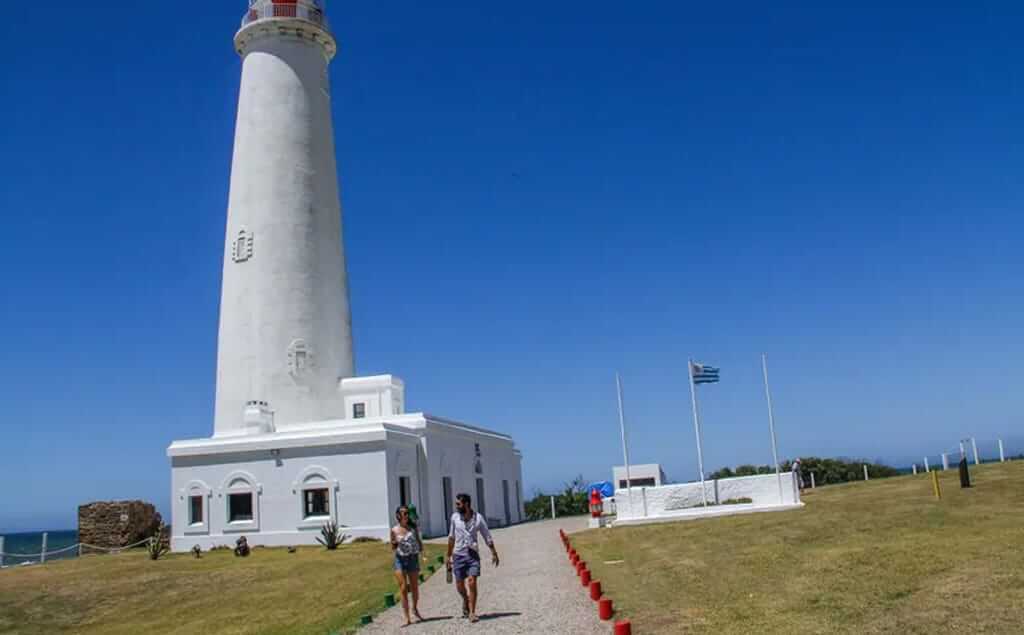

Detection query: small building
(169, 376), (525, 550)
(612, 464), (667, 491)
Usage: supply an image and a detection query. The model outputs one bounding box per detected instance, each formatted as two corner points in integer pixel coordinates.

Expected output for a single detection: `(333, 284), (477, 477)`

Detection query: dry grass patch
(0, 542), (445, 634)
(573, 461), (1024, 634)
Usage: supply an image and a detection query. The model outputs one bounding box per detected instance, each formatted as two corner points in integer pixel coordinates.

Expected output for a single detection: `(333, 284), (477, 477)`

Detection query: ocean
(1, 530), (78, 566)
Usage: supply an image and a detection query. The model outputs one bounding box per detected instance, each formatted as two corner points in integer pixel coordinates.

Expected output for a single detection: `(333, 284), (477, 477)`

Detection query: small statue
(192, 545), (202, 559)
(234, 536), (250, 557)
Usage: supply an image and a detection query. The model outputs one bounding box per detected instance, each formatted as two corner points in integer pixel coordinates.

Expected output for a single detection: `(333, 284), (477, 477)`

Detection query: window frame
(303, 487), (331, 520)
(292, 467), (339, 530)
(181, 481), (212, 536)
(221, 472), (261, 533)
(353, 402), (366, 419)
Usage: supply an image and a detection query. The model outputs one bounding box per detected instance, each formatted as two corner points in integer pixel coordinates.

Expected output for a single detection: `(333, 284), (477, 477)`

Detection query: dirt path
(362, 517), (606, 634)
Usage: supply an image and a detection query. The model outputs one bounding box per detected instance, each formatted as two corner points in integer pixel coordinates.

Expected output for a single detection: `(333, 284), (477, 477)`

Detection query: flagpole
(688, 359), (709, 507)
(762, 353), (785, 505)
(615, 373), (635, 517)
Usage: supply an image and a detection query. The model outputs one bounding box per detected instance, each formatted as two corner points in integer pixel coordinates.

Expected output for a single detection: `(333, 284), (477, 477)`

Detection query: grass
(572, 460), (1024, 634)
(0, 542), (445, 634)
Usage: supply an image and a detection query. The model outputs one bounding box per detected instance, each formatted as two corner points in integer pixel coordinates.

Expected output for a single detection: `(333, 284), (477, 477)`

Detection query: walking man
(446, 493), (500, 623)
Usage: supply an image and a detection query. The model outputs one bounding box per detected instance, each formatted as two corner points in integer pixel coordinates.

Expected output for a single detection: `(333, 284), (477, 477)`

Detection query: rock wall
(78, 501), (162, 549)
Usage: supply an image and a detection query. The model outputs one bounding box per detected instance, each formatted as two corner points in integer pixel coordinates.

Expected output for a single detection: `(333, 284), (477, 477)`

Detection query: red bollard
(576, 561), (586, 575)
(589, 580), (602, 601)
(599, 598), (614, 621)
(581, 568), (591, 586)
(614, 620), (632, 635)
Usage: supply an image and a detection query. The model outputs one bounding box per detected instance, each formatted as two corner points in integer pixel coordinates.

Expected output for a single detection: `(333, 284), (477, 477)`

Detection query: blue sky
(1, 1), (1022, 532)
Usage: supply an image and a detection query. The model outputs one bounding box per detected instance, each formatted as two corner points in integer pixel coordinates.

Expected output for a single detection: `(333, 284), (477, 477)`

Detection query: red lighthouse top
(242, 0), (329, 32)
(237, 0), (336, 58)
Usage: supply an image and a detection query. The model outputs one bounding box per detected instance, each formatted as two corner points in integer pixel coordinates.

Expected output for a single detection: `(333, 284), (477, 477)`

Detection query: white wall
(170, 443), (389, 552)
(615, 473), (800, 520)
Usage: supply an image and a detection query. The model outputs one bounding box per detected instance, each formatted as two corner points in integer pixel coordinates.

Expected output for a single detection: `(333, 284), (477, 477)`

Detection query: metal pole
(913, 464), (918, 475)
(41, 532), (48, 564)
(924, 457), (929, 473)
(942, 453), (949, 471)
(0, 536), (4, 568)
(615, 373), (635, 517)
(550, 495), (556, 520)
(999, 439), (1005, 463)
(810, 472), (816, 489)
(688, 359), (708, 507)
(971, 438), (980, 465)
(762, 354), (785, 505)
(863, 465), (869, 481)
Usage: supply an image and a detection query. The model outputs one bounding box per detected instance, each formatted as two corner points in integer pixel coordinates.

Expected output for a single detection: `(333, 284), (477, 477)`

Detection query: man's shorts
(452, 550), (481, 581)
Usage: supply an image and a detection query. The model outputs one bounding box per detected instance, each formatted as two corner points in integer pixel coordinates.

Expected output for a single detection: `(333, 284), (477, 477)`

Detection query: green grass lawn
(0, 542), (445, 634)
(573, 460), (1024, 634)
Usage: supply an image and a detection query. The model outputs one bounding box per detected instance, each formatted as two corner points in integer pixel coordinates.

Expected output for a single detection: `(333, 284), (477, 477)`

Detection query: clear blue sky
(2, 1), (1022, 532)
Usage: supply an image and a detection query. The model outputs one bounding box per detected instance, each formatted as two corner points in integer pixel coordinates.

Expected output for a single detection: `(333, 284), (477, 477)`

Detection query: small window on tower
(353, 403), (366, 419)
(232, 229), (254, 263)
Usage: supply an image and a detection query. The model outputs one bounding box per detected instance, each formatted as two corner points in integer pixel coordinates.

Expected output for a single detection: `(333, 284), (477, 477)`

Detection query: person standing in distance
(446, 493), (499, 623)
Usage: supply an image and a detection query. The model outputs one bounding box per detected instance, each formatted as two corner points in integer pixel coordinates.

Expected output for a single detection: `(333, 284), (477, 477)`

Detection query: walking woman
(390, 505), (425, 626)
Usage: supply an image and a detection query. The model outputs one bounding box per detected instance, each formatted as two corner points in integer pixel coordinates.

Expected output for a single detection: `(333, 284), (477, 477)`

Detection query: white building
(167, 0), (524, 551)
(612, 464), (667, 491)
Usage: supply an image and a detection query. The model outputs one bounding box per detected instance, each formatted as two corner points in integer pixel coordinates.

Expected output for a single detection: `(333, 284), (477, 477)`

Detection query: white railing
(241, 1), (329, 30)
(0, 533), (153, 569)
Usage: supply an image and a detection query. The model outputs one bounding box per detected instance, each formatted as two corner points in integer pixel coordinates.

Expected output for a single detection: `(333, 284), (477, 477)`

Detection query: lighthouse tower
(214, 0), (353, 437)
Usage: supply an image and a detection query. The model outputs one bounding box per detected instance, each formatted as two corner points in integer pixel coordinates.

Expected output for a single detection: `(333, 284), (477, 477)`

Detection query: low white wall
(615, 472), (800, 520)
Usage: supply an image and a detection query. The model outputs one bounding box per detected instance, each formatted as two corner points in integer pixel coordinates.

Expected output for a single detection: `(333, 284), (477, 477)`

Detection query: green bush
(524, 475), (590, 521)
(709, 457), (900, 486)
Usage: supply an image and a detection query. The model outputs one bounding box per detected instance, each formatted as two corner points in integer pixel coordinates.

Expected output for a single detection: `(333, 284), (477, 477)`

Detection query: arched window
(220, 471), (261, 532)
(292, 466), (339, 529)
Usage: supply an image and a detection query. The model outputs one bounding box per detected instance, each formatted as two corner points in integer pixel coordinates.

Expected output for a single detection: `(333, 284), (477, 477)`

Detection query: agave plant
(147, 524), (170, 561)
(316, 521), (349, 550)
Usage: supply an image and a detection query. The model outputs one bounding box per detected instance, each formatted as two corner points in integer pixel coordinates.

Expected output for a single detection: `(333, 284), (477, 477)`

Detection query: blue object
(588, 481), (614, 498)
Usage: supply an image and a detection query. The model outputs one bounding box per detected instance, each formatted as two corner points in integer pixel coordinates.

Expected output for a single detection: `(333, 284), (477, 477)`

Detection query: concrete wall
(615, 472), (800, 520)
(419, 420), (525, 538)
(170, 442), (389, 552)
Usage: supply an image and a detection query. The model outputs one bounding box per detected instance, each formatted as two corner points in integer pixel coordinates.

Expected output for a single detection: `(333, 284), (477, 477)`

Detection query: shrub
(350, 536), (382, 544)
(316, 522), (349, 550)
(147, 524), (169, 561)
(721, 497), (753, 505)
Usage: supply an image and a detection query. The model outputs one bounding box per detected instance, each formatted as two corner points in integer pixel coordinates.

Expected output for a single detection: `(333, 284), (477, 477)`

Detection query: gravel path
(362, 517), (607, 634)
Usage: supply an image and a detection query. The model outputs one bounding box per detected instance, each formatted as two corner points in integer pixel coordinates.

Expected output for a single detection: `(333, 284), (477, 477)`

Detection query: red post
(576, 561), (586, 575)
(589, 580), (602, 601)
(599, 598), (614, 621)
(614, 620), (632, 635)
(581, 568), (591, 586)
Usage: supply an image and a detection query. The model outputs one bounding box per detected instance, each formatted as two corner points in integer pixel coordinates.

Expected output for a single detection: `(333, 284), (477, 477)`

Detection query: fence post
(912, 464), (918, 475)
(863, 465), (869, 481)
(971, 438), (980, 466)
(999, 439), (1005, 463)
(550, 496), (556, 520)
(41, 532), (48, 564)
(810, 472), (816, 489)
(0, 536), (5, 568)
(942, 453), (949, 471)
(640, 487), (648, 517)
(924, 457), (930, 472)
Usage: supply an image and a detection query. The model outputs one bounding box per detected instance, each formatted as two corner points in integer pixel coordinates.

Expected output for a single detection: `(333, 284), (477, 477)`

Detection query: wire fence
(0, 534), (152, 568)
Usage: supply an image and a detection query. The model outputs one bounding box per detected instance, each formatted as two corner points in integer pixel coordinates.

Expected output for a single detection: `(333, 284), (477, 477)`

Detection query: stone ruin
(77, 500), (162, 550)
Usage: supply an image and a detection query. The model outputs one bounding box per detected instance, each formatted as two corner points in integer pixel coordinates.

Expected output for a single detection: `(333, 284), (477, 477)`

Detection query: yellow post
(931, 470), (941, 499)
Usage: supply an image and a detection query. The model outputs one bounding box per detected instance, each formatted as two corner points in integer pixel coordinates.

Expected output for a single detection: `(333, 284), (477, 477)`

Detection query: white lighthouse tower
(168, 1), (524, 552)
(215, 0), (353, 437)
